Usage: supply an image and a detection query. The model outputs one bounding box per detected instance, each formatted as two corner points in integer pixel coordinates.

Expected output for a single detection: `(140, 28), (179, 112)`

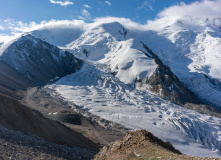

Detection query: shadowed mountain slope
(0, 93), (99, 151)
(0, 34), (82, 94)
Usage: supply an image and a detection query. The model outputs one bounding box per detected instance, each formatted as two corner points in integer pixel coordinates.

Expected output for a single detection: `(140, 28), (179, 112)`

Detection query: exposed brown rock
(139, 43), (201, 106)
(94, 130), (221, 160)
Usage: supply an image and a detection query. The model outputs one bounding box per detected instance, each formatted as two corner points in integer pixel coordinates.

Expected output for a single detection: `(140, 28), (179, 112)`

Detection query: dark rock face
(0, 34), (82, 91)
(139, 43), (201, 106)
(0, 61), (34, 91)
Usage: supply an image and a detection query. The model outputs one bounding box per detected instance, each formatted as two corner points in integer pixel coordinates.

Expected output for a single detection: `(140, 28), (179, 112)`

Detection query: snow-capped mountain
(0, 34), (82, 90)
(1, 17), (221, 157)
(137, 16), (221, 109)
(32, 21), (200, 105)
(29, 18), (221, 109)
(24, 19), (221, 157)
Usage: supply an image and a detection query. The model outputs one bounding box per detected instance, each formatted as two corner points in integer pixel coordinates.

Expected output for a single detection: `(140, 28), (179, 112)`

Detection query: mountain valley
(0, 16), (221, 159)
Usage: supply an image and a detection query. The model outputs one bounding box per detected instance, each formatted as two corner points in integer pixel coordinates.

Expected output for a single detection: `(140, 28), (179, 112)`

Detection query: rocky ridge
(0, 34), (82, 92)
(136, 43), (201, 106)
(94, 130), (221, 160)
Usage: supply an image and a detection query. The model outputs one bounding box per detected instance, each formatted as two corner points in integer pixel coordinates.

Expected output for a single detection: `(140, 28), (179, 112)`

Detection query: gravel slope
(0, 125), (95, 160)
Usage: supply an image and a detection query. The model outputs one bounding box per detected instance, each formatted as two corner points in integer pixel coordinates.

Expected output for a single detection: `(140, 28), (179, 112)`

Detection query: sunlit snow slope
(136, 16), (221, 109)
(36, 20), (221, 157)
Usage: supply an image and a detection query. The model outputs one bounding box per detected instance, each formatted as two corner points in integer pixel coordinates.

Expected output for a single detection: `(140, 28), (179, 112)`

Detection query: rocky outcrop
(94, 130), (181, 160)
(94, 130), (219, 160)
(137, 43), (201, 106)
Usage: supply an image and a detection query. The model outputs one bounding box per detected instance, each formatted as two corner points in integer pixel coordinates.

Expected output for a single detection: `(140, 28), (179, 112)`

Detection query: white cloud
(0, 19), (86, 36)
(0, 19), (87, 44)
(50, 0), (73, 7)
(93, 17), (147, 31)
(78, 16), (86, 21)
(0, 26), (4, 30)
(3, 19), (16, 26)
(158, 0), (221, 18)
(139, 0), (221, 31)
(82, 9), (91, 20)
(0, 35), (14, 44)
(1, 0), (221, 43)
(149, 5), (153, 11)
(105, 1), (112, 6)
(137, 1), (154, 11)
(83, 4), (91, 8)
(1, 18), (143, 39)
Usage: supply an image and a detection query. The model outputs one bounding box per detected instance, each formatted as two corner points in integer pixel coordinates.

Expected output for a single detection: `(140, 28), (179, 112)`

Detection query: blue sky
(0, 0), (221, 39)
(0, 0), (199, 24)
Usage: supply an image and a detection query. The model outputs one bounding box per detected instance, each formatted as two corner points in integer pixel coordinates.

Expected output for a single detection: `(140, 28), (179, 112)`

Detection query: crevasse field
(48, 61), (221, 157)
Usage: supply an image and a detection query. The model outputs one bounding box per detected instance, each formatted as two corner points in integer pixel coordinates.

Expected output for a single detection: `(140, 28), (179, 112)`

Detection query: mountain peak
(101, 21), (129, 40)
(0, 34), (82, 90)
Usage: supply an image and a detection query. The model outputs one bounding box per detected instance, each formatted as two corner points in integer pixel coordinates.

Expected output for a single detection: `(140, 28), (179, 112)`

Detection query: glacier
(48, 61), (221, 157)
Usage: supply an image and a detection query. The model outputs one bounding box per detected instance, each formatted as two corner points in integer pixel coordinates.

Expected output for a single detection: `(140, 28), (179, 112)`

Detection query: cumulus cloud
(83, 4), (91, 8)
(105, 1), (112, 6)
(158, 0), (221, 18)
(50, 0), (73, 7)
